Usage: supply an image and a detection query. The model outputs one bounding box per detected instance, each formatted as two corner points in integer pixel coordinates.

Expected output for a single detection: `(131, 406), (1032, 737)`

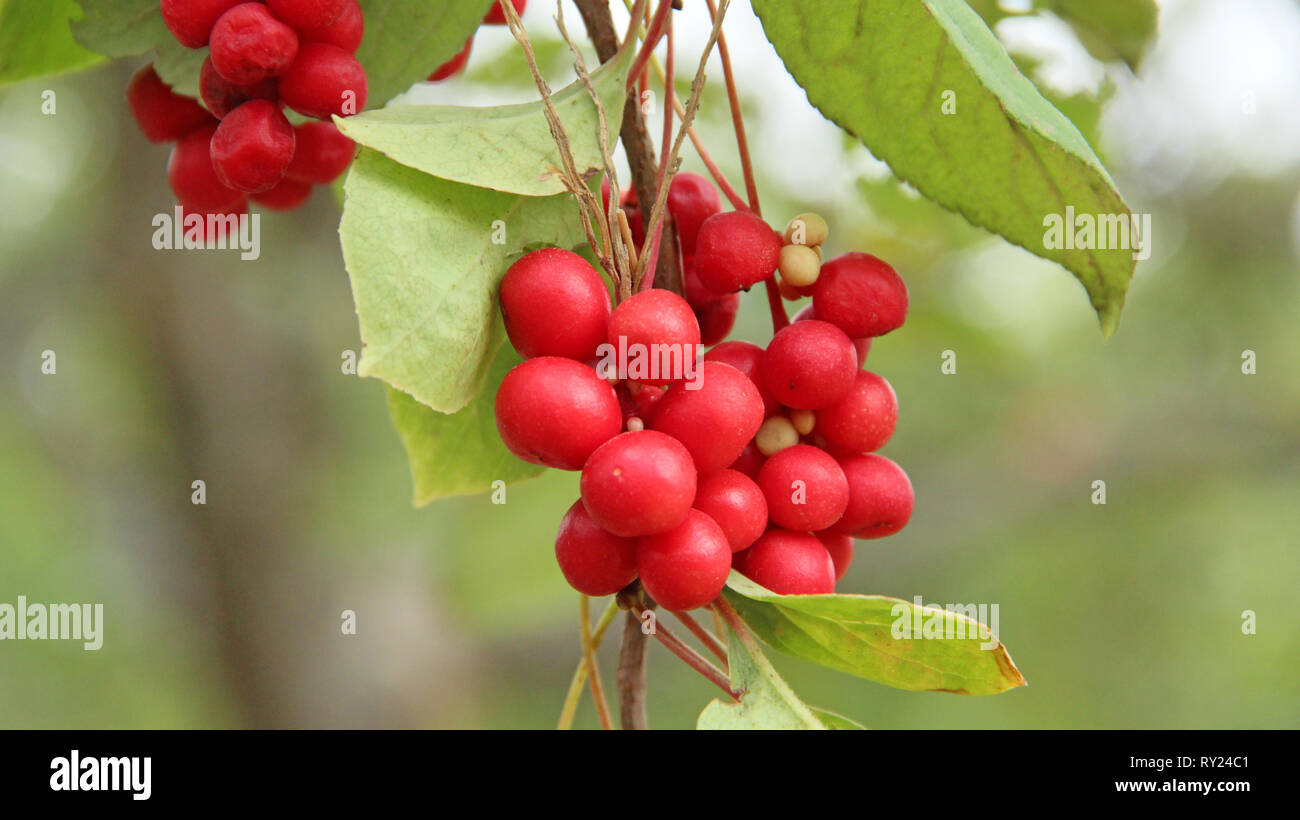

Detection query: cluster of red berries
(427, 0), (527, 83)
(126, 1), (364, 233)
(494, 171), (914, 611)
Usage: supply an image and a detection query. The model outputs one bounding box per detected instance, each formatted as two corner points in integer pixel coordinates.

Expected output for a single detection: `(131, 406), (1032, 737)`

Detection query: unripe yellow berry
(755, 416), (800, 455)
(778, 244), (820, 287)
(789, 408), (816, 436)
(783, 212), (828, 247)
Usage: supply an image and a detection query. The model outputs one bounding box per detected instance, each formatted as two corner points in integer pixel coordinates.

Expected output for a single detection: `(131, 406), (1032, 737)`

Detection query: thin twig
(703, 0), (760, 215)
(557, 597), (620, 729)
(633, 605), (737, 699)
(579, 595), (615, 730)
(672, 609), (728, 668)
(616, 610), (650, 729)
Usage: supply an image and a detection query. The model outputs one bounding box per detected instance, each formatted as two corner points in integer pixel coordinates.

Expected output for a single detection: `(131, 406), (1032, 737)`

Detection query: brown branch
(616, 610), (650, 729)
(575, 0), (684, 297)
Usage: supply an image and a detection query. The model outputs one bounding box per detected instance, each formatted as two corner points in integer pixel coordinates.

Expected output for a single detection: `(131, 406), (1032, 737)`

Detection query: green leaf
(72, 0), (204, 96)
(752, 0), (1137, 337)
(697, 626), (827, 730)
(1049, 0), (1158, 71)
(385, 347), (544, 505)
(724, 572), (1026, 696)
(338, 40), (634, 196)
(0, 0), (105, 85)
(356, 0), (495, 109)
(339, 148), (587, 413)
(809, 707), (867, 730)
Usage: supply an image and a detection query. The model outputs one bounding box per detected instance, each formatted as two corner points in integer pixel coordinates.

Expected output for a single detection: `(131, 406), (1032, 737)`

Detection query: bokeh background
(1, 0), (1297, 729)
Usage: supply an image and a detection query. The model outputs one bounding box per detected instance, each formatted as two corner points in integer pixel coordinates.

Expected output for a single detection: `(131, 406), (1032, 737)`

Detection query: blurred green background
(1, 0), (1297, 729)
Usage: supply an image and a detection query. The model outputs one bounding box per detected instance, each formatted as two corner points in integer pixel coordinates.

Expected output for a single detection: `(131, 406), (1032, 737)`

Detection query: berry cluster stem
(558, 596), (620, 730)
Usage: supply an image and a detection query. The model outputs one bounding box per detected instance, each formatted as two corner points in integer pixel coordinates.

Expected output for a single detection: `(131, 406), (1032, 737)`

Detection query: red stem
(634, 606), (736, 699)
(627, 0), (674, 92)
(673, 610), (728, 668)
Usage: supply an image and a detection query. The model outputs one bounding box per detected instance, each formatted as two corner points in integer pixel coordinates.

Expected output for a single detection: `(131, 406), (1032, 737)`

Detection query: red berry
(167, 122), (245, 212)
(817, 370), (898, 454)
(756, 444), (849, 532)
(812, 252), (908, 338)
(555, 500), (638, 596)
(694, 292), (739, 347)
(483, 0), (527, 26)
(694, 210), (782, 293)
(729, 441), (765, 479)
(815, 531), (854, 582)
(210, 100), (296, 194)
(161, 0), (243, 49)
(762, 319), (858, 410)
(580, 431), (697, 537)
(200, 57), (278, 119)
(606, 289), (700, 387)
(829, 454), (913, 539)
(621, 187), (645, 248)
(499, 248), (611, 361)
(284, 121), (356, 183)
(267, 0), (349, 30)
(649, 361), (763, 475)
(299, 0), (364, 53)
(667, 172), (721, 255)
(251, 177), (313, 210)
(693, 469), (767, 552)
(704, 340), (779, 417)
(494, 357), (621, 470)
(126, 65), (215, 143)
(429, 36), (473, 82)
(793, 303), (871, 361)
(636, 510), (731, 610)
(209, 4), (299, 86)
(734, 529), (835, 595)
(279, 43), (368, 119)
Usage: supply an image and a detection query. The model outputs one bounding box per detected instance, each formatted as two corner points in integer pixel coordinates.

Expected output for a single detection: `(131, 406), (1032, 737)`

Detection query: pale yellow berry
(778, 244), (820, 287)
(626, 417), (645, 432)
(755, 416), (800, 455)
(789, 409), (816, 436)
(783, 212), (829, 247)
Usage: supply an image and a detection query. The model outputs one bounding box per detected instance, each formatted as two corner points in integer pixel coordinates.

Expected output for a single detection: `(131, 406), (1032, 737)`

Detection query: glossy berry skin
(762, 320), (858, 410)
(694, 292), (739, 347)
(693, 469), (767, 552)
(704, 340), (779, 417)
(649, 361), (764, 475)
(581, 431), (697, 537)
(606, 289), (700, 387)
(167, 122), (245, 212)
(694, 210), (782, 294)
(483, 0), (527, 25)
(734, 529), (836, 595)
(555, 500), (638, 596)
(299, 0), (364, 52)
(636, 510), (731, 610)
(757, 444), (849, 532)
(126, 65), (215, 143)
(817, 370), (898, 454)
(815, 531), (854, 581)
(667, 172), (721, 255)
(728, 442), (765, 479)
(251, 177), (313, 210)
(267, 0), (349, 30)
(284, 121), (355, 183)
(209, 4), (299, 86)
(161, 0), (244, 49)
(429, 37), (472, 82)
(200, 57), (278, 119)
(830, 454), (913, 539)
(495, 357), (621, 470)
(210, 100), (296, 194)
(500, 248), (611, 361)
(279, 43), (368, 119)
(793, 303), (872, 361)
(813, 252), (909, 339)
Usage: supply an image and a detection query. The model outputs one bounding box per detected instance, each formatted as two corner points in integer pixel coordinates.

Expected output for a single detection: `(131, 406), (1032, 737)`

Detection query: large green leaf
(725, 573), (1026, 695)
(0, 0), (104, 85)
(356, 0), (495, 109)
(338, 40), (634, 196)
(71, 0), (204, 95)
(385, 347), (544, 505)
(752, 0), (1136, 337)
(697, 626), (828, 730)
(339, 148), (587, 413)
